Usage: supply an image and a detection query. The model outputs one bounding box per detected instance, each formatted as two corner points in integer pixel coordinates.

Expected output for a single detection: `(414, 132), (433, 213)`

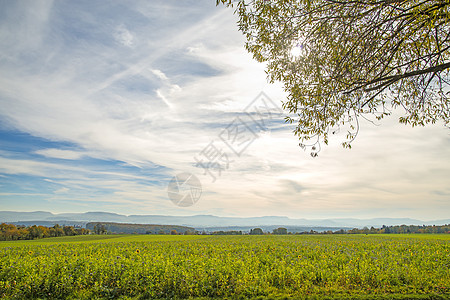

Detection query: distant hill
(86, 222), (194, 234)
(0, 211), (54, 221)
(0, 211), (448, 230)
(11, 220), (86, 227)
(196, 225), (352, 233)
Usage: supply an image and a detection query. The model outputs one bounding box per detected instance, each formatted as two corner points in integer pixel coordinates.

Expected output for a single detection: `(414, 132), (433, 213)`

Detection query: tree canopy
(218, 0), (450, 154)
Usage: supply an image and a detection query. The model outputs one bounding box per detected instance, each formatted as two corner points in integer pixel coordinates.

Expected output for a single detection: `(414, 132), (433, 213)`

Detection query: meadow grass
(0, 234), (208, 248)
(0, 234), (448, 299)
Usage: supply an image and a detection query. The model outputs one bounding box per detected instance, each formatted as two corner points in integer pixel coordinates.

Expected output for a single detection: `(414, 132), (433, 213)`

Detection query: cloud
(0, 0), (448, 219)
(35, 149), (86, 160)
(150, 68), (179, 109)
(114, 25), (134, 47)
(0, 0), (53, 54)
(279, 179), (304, 194)
(54, 187), (69, 194)
(151, 69), (168, 81)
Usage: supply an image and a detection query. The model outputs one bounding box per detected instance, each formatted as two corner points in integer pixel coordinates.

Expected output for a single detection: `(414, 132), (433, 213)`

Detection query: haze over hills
(0, 211), (448, 229)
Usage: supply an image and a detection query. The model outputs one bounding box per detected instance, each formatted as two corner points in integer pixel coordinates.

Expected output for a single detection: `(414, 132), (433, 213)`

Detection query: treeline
(246, 224), (450, 235)
(211, 230), (243, 235)
(0, 223), (90, 241)
(1, 223), (448, 240)
(177, 224), (450, 235)
(345, 224), (450, 235)
(86, 222), (195, 235)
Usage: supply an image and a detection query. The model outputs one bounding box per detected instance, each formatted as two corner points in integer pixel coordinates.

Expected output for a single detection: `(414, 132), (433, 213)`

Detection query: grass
(0, 234), (448, 299)
(0, 234), (208, 248)
(379, 233), (450, 240)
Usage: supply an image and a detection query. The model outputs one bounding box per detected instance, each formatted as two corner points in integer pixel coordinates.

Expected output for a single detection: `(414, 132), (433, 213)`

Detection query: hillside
(86, 222), (195, 234)
(1, 211), (449, 229)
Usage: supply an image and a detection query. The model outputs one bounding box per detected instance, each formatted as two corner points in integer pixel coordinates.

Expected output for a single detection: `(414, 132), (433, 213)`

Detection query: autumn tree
(218, 0), (450, 154)
(250, 228), (264, 235)
(93, 224), (107, 235)
(28, 225), (44, 239)
(50, 224), (64, 237)
(63, 226), (76, 236)
(272, 227), (288, 234)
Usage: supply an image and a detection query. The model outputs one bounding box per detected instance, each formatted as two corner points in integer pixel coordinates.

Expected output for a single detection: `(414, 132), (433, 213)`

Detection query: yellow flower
(28, 251), (33, 255)
(136, 249), (140, 254)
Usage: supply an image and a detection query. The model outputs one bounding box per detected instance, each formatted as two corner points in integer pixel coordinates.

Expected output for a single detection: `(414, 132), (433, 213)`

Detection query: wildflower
(136, 249), (140, 254)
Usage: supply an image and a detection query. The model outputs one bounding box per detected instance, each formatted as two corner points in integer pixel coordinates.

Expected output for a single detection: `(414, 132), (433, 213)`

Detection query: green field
(0, 234), (449, 299)
(0, 234), (209, 248)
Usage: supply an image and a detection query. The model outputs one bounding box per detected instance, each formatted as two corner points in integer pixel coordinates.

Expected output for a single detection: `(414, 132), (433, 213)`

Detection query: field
(0, 235), (449, 299)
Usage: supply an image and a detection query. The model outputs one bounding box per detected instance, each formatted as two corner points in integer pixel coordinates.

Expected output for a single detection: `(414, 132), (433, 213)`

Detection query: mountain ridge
(0, 211), (448, 228)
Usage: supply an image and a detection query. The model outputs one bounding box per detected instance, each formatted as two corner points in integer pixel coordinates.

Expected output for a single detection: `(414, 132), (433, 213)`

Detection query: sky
(0, 0), (449, 220)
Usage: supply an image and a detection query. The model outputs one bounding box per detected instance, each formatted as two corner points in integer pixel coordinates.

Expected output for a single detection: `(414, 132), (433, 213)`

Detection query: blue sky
(0, 0), (449, 219)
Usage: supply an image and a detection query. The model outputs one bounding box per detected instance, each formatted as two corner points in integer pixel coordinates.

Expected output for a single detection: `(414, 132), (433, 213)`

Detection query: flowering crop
(0, 235), (448, 299)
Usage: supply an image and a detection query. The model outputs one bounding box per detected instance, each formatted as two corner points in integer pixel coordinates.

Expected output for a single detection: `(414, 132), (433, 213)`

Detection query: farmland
(0, 234), (449, 299)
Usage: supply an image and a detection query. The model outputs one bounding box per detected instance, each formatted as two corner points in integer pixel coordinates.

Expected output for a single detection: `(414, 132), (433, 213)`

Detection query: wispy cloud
(114, 24), (134, 47)
(0, 0), (448, 219)
(35, 149), (86, 160)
